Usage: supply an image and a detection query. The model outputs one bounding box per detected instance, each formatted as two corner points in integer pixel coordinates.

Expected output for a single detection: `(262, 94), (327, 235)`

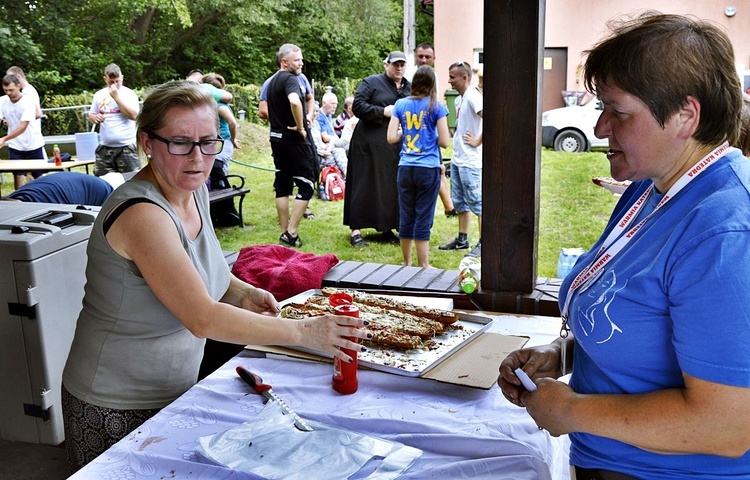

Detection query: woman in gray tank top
(61, 80), (370, 473)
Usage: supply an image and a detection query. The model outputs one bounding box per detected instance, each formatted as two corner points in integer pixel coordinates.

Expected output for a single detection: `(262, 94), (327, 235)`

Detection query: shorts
(9, 146), (45, 178)
(450, 163), (482, 217)
(94, 144), (141, 176)
(271, 141), (316, 200)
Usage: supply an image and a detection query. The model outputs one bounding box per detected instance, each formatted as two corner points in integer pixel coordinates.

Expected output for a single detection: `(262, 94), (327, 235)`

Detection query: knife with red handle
(236, 365), (313, 431)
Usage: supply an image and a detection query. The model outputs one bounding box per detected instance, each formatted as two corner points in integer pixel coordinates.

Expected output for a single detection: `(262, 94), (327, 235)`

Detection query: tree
(0, 0), (419, 98)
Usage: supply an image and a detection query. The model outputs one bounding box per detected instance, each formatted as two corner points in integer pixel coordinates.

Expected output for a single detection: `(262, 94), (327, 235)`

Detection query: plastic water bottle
(318, 183), (327, 201)
(556, 247), (585, 278)
(52, 144), (62, 166)
(458, 256), (481, 294)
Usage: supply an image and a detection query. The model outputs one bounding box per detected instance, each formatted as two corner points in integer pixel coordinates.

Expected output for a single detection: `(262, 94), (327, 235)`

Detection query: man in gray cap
(343, 51), (410, 247)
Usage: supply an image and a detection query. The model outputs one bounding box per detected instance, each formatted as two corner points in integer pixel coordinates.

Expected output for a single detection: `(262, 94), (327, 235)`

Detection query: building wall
(434, 1), (750, 100)
(434, 0), (484, 93)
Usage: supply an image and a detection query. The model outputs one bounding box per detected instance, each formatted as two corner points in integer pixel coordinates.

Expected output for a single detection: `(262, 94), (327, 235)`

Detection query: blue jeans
(450, 163), (482, 217)
(398, 166), (440, 241)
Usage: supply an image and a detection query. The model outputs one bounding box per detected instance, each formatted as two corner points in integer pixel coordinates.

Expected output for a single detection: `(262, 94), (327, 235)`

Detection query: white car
(541, 95), (608, 152)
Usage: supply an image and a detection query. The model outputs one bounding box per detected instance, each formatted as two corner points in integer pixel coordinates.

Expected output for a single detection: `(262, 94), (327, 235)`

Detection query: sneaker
(279, 231), (302, 247)
(438, 236), (470, 250)
(466, 241), (482, 258)
(350, 233), (369, 247)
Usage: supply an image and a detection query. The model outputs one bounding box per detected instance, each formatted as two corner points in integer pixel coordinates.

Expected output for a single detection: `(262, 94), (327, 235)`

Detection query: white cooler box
(0, 202), (98, 445)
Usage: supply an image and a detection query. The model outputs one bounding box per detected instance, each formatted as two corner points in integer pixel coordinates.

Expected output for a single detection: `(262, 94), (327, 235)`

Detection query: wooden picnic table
(0, 158), (96, 196)
(0, 158), (95, 174)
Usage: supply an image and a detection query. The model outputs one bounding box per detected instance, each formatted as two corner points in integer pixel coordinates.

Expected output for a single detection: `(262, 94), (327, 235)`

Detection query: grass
(217, 121), (619, 278)
(537, 149), (619, 276)
(0, 121), (619, 278)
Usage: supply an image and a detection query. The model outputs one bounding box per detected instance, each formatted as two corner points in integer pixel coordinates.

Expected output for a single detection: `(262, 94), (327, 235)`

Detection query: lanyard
(559, 142), (733, 337)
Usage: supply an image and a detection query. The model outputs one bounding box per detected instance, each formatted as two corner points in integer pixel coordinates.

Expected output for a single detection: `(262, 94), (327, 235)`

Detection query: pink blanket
(231, 244), (339, 301)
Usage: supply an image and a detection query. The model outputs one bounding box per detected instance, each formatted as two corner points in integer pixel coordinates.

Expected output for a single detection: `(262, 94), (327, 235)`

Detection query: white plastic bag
(197, 401), (421, 479)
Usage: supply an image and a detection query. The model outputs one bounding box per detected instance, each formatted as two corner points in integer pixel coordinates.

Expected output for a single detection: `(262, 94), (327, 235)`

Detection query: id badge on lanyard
(559, 142), (733, 337)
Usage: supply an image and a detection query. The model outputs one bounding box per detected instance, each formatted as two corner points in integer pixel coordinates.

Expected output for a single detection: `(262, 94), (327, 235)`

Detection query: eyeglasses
(453, 60), (470, 69)
(147, 131), (224, 156)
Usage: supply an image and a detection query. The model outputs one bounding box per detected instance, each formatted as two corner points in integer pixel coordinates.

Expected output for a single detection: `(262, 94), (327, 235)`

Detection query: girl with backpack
(387, 65), (451, 267)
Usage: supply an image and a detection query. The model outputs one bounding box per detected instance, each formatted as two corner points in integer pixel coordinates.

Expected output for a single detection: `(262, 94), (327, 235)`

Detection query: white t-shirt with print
(90, 85), (139, 147)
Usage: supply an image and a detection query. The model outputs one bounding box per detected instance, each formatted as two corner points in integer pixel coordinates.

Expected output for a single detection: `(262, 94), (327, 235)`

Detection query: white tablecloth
(70, 314), (570, 480)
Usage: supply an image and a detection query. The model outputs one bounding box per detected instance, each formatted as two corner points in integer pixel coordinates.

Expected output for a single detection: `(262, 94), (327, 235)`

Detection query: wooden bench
(121, 171), (250, 228)
(322, 261), (562, 316)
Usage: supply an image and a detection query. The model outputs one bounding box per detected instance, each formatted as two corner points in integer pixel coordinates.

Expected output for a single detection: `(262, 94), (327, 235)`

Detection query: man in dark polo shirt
(266, 43), (316, 248)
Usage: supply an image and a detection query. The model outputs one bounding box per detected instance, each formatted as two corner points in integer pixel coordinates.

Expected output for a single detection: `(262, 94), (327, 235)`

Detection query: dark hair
(2, 74), (20, 87)
(410, 65), (438, 112)
(738, 93), (750, 156)
(416, 42), (435, 53)
(583, 11), (742, 147)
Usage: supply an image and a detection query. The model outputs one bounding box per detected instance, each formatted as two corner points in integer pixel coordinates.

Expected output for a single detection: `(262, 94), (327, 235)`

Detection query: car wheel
(553, 130), (587, 153)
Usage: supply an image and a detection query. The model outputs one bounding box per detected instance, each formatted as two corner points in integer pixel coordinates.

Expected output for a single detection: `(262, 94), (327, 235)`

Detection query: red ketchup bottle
(329, 293), (359, 395)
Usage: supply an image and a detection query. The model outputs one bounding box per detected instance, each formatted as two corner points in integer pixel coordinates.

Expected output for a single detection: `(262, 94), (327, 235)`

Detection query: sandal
(303, 209), (315, 220)
(445, 209), (458, 218)
(279, 231), (303, 247)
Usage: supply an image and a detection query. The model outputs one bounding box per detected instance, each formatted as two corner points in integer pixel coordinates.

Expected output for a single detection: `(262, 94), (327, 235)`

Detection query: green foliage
(0, 25), (43, 68)
(41, 93), (94, 135)
(39, 77), (368, 136)
(415, 4), (435, 46)
(225, 84), (262, 124)
(0, 0), (411, 98)
(3, 0), (435, 138)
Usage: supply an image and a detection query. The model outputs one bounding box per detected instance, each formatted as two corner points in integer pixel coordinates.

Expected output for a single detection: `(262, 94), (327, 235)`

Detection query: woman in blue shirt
(499, 13), (750, 480)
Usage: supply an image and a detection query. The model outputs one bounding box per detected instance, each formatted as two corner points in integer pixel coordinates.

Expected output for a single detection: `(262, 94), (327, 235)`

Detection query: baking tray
(278, 289), (492, 377)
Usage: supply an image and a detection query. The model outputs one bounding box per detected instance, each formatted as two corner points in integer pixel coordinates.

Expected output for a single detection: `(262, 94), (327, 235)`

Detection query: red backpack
(321, 166), (345, 201)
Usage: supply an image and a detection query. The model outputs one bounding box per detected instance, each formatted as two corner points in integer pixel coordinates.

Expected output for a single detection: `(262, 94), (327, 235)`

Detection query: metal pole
(404, 0), (416, 61)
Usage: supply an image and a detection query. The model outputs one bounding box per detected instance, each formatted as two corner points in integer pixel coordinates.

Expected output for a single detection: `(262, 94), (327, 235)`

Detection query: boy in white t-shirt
(88, 63), (141, 176)
(0, 73), (46, 188)
(438, 61), (483, 258)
